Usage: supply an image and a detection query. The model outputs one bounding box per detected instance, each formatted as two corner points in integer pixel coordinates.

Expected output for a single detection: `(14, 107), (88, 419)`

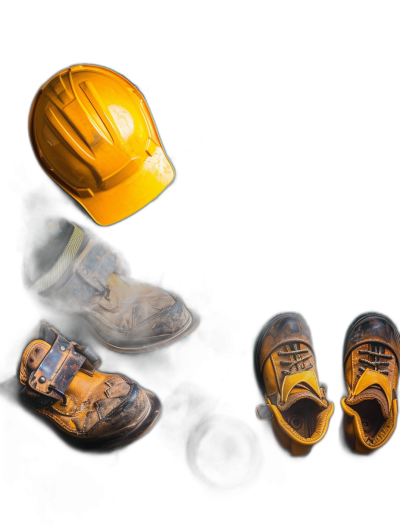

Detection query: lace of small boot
(357, 344), (393, 377)
(278, 344), (313, 376)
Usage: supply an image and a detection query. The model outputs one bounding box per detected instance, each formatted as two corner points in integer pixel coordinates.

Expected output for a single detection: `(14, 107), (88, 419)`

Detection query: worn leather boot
(25, 219), (199, 353)
(19, 323), (161, 449)
(255, 313), (334, 456)
(342, 313), (400, 454)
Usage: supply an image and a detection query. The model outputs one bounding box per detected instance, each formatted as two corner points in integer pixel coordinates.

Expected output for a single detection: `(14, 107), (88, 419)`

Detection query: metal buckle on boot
(256, 404), (273, 420)
(28, 324), (101, 402)
(48, 385), (67, 406)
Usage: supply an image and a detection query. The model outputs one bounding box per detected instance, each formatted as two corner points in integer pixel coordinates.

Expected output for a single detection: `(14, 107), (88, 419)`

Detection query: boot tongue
(278, 371), (326, 411)
(280, 385), (324, 410)
(351, 369), (392, 419)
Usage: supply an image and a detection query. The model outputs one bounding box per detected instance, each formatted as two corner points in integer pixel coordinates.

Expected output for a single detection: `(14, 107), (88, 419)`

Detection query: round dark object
(187, 416), (260, 489)
(289, 416), (303, 430)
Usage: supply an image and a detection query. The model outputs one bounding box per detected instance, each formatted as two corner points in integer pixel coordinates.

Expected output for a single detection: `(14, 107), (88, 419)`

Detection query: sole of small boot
(81, 310), (200, 354)
(24, 391), (163, 455)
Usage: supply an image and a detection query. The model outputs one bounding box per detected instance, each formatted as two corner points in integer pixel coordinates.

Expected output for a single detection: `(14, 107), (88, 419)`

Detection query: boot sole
(26, 391), (163, 455)
(35, 300), (200, 354)
(81, 310), (200, 354)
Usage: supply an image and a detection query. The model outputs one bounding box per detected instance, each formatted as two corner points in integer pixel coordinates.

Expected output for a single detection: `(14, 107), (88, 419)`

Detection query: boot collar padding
(268, 399), (334, 445)
(353, 369), (392, 411)
(61, 240), (118, 305)
(342, 397), (398, 450)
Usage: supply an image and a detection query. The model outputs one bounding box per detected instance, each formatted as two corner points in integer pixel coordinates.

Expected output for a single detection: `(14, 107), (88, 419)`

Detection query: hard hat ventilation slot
(49, 75), (74, 106)
(79, 81), (119, 144)
(45, 107), (94, 162)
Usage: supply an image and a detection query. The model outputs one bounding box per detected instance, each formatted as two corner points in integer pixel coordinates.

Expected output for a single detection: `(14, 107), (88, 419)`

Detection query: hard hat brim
(52, 148), (175, 226)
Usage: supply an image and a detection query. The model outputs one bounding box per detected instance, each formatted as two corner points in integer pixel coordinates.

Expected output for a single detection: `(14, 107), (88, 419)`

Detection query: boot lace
(357, 345), (392, 378)
(278, 344), (313, 376)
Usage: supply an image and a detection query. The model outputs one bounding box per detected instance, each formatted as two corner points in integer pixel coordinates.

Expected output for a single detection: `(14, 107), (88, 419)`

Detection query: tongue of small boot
(278, 370), (326, 411)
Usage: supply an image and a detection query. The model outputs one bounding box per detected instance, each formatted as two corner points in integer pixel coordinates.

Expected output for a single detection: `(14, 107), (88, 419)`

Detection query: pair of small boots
(255, 312), (399, 455)
(19, 219), (199, 450)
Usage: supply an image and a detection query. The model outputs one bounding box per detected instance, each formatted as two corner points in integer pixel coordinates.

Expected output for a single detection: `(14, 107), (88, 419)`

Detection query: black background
(1, 15), (400, 525)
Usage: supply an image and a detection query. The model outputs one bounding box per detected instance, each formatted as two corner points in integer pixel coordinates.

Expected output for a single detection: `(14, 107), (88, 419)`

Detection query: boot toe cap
(131, 298), (191, 339)
(87, 383), (161, 442)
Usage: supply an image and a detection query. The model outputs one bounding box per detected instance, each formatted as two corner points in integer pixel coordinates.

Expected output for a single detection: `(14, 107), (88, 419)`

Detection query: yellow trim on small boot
(267, 397), (335, 456)
(281, 370), (322, 404)
(341, 397), (398, 453)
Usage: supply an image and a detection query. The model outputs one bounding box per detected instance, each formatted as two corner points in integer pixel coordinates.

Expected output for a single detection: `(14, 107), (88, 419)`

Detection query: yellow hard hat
(29, 64), (175, 226)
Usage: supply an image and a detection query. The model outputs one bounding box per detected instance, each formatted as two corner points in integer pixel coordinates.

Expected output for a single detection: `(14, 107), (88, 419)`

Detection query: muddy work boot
(19, 323), (161, 449)
(342, 313), (400, 454)
(255, 313), (334, 456)
(25, 219), (198, 353)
